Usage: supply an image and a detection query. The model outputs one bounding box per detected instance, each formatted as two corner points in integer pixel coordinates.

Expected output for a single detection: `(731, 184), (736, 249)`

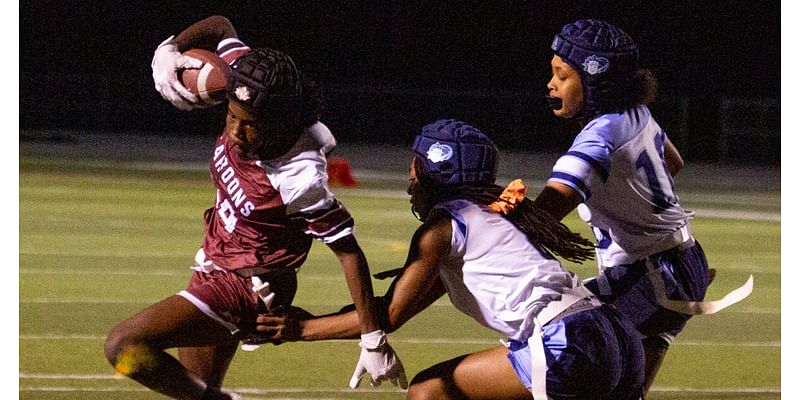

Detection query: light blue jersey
(435, 199), (580, 342)
(434, 199), (644, 399)
(548, 105), (693, 263)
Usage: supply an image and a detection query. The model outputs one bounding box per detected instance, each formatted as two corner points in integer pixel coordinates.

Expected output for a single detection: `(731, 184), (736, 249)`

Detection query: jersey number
(218, 199), (238, 233)
(634, 132), (676, 213)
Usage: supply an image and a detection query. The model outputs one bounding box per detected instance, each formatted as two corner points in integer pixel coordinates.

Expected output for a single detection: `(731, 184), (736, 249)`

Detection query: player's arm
(326, 233), (412, 389)
(257, 218), (450, 340)
(152, 15), (238, 110)
(664, 138), (684, 177)
(172, 15), (238, 52)
(325, 235), (381, 335)
(532, 181), (583, 221)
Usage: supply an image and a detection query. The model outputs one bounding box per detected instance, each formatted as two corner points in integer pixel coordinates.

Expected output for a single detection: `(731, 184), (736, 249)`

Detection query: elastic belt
(234, 267), (296, 280)
(646, 224), (694, 257)
(528, 285), (600, 400)
(193, 249), (297, 280)
(536, 285), (600, 326)
(645, 257), (754, 316)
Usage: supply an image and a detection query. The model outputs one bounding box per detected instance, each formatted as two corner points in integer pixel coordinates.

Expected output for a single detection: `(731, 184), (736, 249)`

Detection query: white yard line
(18, 334), (780, 348)
(18, 382), (780, 395)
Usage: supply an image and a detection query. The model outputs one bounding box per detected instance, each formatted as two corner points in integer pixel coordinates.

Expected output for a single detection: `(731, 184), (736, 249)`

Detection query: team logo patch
(235, 86), (251, 101)
(582, 55), (610, 75)
(426, 142), (453, 163)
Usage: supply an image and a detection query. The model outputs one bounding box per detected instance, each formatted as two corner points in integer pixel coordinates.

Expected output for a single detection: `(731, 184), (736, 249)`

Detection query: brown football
(178, 48), (231, 108)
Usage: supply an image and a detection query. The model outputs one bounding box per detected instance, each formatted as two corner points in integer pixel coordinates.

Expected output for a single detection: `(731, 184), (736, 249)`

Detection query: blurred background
(19, 0), (780, 165)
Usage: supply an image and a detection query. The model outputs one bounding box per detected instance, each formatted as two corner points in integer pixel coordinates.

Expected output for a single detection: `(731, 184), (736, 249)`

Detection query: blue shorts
(507, 305), (644, 400)
(586, 241), (711, 339)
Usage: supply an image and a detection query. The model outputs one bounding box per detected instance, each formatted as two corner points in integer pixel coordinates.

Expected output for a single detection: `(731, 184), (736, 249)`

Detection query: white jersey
(434, 199), (583, 342)
(548, 105), (693, 263)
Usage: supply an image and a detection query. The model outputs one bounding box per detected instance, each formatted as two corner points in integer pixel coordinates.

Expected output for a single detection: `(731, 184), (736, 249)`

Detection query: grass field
(19, 155), (781, 399)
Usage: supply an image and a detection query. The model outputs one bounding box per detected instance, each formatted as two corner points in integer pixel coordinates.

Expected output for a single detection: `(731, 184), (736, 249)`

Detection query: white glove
(349, 330), (408, 389)
(151, 35), (204, 111)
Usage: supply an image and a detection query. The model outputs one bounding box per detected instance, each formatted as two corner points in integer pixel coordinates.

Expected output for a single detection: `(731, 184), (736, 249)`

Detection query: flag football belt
(193, 248), (297, 282)
(645, 258), (754, 316)
(640, 224), (753, 316)
(526, 285), (601, 400)
(644, 224), (695, 258)
(591, 223), (753, 317)
(192, 248), (294, 313)
(192, 247), (294, 352)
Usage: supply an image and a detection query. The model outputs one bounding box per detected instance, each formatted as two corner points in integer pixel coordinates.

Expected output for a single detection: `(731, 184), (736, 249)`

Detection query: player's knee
(103, 323), (126, 364)
(406, 382), (438, 400)
(103, 324), (149, 376)
(407, 374), (461, 400)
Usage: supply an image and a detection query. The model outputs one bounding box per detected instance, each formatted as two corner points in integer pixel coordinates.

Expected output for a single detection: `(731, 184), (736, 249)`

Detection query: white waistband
(536, 285), (599, 326)
(645, 224), (694, 257)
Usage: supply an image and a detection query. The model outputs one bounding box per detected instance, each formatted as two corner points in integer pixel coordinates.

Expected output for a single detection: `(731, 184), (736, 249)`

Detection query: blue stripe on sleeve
(564, 151), (609, 182)
(551, 172), (591, 200)
(550, 172), (592, 201)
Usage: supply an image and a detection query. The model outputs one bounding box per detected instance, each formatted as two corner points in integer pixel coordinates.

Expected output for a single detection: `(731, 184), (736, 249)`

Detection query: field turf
(19, 156), (780, 399)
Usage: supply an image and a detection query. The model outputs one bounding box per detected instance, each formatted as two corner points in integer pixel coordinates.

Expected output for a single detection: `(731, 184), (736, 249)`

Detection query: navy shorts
(586, 241), (711, 339)
(507, 305), (644, 400)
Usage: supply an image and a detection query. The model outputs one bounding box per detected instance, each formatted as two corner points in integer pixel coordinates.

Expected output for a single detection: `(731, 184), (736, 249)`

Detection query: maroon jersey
(202, 38), (352, 275)
(203, 124), (352, 274)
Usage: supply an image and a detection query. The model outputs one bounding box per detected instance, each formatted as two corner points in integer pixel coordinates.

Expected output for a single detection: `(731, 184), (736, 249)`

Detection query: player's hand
(349, 330), (408, 389)
(254, 305), (314, 342)
(151, 35), (203, 111)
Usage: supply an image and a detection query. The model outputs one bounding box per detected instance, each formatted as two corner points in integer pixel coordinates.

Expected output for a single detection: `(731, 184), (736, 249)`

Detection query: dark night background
(19, 1), (781, 164)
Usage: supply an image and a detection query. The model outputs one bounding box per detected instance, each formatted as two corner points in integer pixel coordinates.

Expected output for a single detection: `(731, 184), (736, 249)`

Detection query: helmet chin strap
(411, 205), (423, 222)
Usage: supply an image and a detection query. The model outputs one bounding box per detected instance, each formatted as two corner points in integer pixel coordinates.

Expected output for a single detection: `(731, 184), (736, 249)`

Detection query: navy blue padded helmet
(552, 19), (639, 116)
(411, 119), (498, 189)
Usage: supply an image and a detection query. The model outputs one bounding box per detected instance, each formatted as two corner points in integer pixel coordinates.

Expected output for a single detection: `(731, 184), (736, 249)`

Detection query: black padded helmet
(226, 48), (303, 125)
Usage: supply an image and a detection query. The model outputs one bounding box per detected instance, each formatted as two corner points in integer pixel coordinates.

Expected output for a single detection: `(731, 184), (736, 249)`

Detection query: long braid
(458, 186), (595, 263)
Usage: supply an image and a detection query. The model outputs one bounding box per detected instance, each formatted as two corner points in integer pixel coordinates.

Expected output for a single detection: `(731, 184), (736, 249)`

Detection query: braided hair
(434, 184), (595, 264)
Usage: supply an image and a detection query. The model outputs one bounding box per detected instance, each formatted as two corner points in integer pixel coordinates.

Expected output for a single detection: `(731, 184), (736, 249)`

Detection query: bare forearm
(173, 15), (238, 52)
(300, 311), (362, 341)
(337, 249), (380, 334)
(532, 182), (582, 221)
(664, 138), (684, 177)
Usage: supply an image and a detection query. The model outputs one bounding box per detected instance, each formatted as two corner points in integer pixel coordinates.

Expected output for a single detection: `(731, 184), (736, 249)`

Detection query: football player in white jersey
(533, 19), (713, 398)
(256, 119), (645, 400)
(104, 16), (405, 399)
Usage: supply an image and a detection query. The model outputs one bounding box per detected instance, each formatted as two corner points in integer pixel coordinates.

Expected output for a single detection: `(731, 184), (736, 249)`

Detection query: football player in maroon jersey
(104, 15), (406, 400)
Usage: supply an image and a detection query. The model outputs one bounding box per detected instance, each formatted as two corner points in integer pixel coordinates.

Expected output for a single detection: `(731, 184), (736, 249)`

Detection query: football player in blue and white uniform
(257, 119), (645, 400)
(534, 19), (725, 398)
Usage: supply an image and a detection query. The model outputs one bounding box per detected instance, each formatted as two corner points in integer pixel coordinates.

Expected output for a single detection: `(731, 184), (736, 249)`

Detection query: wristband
(359, 329), (386, 350)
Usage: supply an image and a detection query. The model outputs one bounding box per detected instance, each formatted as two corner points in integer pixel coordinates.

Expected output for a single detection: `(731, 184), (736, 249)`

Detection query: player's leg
(638, 243), (712, 398)
(640, 335), (670, 399)
(104, 295), (239, 399)
(407, 346), (531, 400)
(179, 343), (239, 390)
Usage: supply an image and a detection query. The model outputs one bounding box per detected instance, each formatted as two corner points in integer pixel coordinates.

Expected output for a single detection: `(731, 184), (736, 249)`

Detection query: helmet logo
(582, 55), (609, 75)
(235, 86), (251, 101)
(426, 142), (453, 163)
